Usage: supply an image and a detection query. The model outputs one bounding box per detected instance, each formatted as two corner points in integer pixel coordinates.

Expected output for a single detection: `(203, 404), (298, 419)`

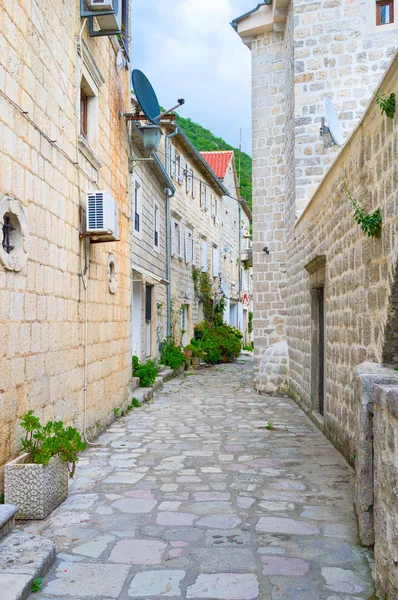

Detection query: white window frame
(133, 175), (143, 239)
(172, 220), (179, 257)
(212, 246), (220, 278)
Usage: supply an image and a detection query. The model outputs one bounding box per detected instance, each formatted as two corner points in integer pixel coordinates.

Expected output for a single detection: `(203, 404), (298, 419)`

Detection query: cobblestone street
(25, 359), (373, 599)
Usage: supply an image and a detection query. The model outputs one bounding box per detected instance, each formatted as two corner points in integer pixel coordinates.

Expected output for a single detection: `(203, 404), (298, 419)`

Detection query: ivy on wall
(344, 182), (382, 239)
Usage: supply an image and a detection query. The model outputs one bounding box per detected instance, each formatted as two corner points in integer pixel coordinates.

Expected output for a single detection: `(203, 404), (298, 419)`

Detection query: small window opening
(80, 90), (88, 138)
(134, 184), (140, 232)
(376, 0), (394, 25)
(154, 205), (159, 248)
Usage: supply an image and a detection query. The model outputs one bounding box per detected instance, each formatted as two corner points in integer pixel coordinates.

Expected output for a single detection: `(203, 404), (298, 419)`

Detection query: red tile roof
(200, 151), (233, 179)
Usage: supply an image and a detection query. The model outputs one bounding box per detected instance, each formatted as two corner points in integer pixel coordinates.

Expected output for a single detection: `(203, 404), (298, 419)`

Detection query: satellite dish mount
(119, 70), (185, 161)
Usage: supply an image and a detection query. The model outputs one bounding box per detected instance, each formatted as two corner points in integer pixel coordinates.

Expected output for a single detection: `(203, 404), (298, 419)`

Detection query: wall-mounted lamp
(139, 124), (163, 153)
(263, 246), (270, 255)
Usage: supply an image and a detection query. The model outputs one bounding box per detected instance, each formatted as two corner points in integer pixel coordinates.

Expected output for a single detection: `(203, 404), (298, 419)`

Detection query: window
(376, 0), (394, 24)
(154, 204), (159, 250)
(212, 246), (220, 278)
(80, 90), (88, 138)
(201, 241), (207, 271)
(172, 220), (182, 258)
(133, 178), (142, 237)
(200, 182), (206, 209)
(185, 228), (193, 263)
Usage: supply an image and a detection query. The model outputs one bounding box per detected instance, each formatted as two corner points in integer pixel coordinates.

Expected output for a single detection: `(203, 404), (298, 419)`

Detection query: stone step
(159, 367), (174, 381)
(131, 376), (140, 392)
(0, 505), (17, 542)
(0, 530), (55, 600)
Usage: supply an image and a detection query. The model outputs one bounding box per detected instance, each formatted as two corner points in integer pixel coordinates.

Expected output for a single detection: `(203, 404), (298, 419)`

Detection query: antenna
(320, 98), (345, 146)
(131, 69), (184, 125)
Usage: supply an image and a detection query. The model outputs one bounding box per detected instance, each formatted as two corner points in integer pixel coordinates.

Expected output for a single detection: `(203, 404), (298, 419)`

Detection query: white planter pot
(4, 454), (69, 520)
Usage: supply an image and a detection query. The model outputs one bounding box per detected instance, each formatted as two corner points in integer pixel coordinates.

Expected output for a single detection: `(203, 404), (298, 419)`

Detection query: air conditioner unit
(88, 0), (122, 33)
(86, 191), (119, 241)
(88, 0), (113, 9)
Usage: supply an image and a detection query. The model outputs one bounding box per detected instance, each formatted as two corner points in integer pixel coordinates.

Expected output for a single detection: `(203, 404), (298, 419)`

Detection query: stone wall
(292, 0), (398, 215)
(250, 30), (288, 394)
(288, 54), (398, 459)
(373, 383), (398, 597)
(0, 1), (132, 487)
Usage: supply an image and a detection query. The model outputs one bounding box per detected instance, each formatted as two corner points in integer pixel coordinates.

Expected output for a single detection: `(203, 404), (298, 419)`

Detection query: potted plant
(184, 344), (193, 359)
(5, 411), (86, 520)
(194, 323), (205, 340)
(190, 341), (205, 369)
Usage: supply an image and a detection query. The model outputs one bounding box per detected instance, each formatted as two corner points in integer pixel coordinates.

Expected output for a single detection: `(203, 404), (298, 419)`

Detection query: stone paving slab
(23, 361), (373, 599)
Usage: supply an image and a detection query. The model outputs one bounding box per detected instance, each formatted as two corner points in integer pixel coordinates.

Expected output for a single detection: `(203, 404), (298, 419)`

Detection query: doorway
(181, 304), (189, 347)
(145, 285), (153, 358)
(311, 285), (325, 415)
(132, 280), (142, 358)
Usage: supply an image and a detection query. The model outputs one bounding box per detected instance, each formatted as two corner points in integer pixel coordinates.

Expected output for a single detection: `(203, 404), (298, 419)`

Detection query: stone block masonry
(0, 1), (132, 487)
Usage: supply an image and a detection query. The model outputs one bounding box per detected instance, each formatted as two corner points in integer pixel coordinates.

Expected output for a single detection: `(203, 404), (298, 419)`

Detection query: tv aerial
(320, 98), (345, 147)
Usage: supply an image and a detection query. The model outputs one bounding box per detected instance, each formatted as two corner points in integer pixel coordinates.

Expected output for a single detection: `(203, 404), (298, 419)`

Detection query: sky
(131, 0), (255, 154)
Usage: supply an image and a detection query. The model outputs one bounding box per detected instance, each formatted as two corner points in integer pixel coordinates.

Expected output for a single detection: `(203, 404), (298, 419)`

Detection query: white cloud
(131, 0), (254, 153)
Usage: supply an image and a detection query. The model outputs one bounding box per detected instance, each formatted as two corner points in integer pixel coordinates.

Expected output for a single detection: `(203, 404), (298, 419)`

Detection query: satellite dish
(132, 69), (161, 125)
(322, 98), (345, 146)
(131, 69), (185, 125)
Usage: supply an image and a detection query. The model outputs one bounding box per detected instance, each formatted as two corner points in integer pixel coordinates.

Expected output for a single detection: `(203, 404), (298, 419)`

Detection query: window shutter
(179, 225), (183, 259)
(179, 155), (185, 183)
(201, 241), (207, 271)
(186, 163), (190, 193)
(185, 229), (191, 263)
(212, 248), (220, 277)
(205, 186), (208, 210)
(171, 146), (177, 179)
(192, 234), (198, 266)
(172, 222), (178, 256)
(193, 173), (197, 199)
(200, 183), (205, 208)
(211, 194), (215, 217)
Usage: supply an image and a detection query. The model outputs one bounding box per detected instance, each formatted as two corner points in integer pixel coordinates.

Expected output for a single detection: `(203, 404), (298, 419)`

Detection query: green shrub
(161, 337), (187, 370)
(243, 342), (254, 351)
(193, 322), (242, 363)
(132, 356), (158, 387)
(19, 411), (86, 477)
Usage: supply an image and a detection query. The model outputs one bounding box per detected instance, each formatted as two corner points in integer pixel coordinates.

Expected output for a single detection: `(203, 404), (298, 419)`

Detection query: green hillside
(175, 114), (252, 210)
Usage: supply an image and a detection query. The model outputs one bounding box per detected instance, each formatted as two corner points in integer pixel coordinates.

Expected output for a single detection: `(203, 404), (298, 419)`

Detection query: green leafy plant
(375, 92), (395, 118)
(113, 407), (120, 416)
(161, 337), (187, 370)
(130, 397), (141, 408)
(243, 343), (254, 351)
(19, 411), (86, 478)
(344, 182), (382, 238)
(0, 494), (4, 504)
(248, 311), (253, 335)
(263, 421), (275, 430)
(31, 578), (42, 593)
(132, 356), (158, 387)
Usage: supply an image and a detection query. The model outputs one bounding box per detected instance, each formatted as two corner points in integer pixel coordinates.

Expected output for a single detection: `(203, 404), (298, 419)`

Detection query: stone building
(233, 0), (398, 594)
(0, 0), (134, 487)
(161, 130), (252, 345)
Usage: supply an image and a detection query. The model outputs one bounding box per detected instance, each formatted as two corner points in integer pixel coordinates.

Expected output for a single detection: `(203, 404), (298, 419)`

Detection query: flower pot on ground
(4, 411), (86, 520)
(191, 356), (201, 369)
(5, 453), (69, 520)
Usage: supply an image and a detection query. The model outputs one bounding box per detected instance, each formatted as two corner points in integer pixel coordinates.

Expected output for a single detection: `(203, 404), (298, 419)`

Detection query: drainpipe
(165, 126), (179, 337)
(238, 202), (242, 333)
